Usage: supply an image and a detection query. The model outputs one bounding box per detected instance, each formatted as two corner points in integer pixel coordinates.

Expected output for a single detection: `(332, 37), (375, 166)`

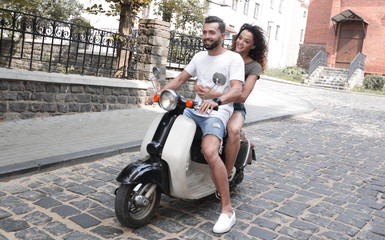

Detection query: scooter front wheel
(115, 183), (161, 228)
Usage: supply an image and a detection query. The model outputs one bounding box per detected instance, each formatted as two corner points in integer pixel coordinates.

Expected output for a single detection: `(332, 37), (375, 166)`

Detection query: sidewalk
(0, 78), (314, 180)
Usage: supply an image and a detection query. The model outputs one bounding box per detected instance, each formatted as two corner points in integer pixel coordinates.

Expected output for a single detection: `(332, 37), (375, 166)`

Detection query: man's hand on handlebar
(147, 91), (157, 105)
(198, 100), (218, 114)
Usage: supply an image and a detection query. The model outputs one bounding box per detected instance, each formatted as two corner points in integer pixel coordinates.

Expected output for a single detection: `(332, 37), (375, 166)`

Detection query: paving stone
(14, 227), (52, 240)
(17, 190), (46, 201)
(179, 228), (212, 240)
(43, 221), (74, 236)
(176, 214), (202, 226)
(290, 219), (319, 233)
(38, 185), (64, 195)
(88, 192), (113, 203)
(319, 230), (350, 240)
(70, 198), (100, 211)
(252, 217), (280, 230)
(327, 221), (360, 237)
(34, 196), (62, 209)
(300, 214), (331, 227)
(0, 218), (30, 232)
(132, 225), (166, 239)
(0, 209), (11, 219)
(51, 205), (81, 218)
(63, 230), (101, 240)
(248, 226), (278, 240)
(152, 218), (186, 233)
(22, 211), (53, 225)
(90, 226), (123, 239)
(67, 184), (97, 195)
(88, 206), (115, 220)
(51, 191), (80, 202)
(278, 226), (312, 240)
(238, 203), (264, 215)
(69, 213), (101, 229)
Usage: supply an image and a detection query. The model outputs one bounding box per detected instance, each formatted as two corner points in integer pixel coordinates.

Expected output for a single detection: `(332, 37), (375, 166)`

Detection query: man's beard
(204, 36), (221, 50)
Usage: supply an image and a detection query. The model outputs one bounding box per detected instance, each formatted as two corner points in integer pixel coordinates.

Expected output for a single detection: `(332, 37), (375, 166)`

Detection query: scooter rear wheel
(115, 183), (161, 228)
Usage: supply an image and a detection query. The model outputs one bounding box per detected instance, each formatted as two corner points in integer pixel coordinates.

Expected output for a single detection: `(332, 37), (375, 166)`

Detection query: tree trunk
(115, 2), (133, 78)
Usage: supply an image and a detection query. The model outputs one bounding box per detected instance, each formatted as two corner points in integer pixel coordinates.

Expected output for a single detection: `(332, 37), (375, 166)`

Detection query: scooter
(114, 67), (256, 228)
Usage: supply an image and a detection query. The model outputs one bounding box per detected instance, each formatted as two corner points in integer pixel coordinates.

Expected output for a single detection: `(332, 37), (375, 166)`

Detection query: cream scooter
(114, 67), (256, 228)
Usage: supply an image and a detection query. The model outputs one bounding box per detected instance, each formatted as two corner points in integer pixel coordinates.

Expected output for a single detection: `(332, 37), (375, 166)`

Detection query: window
(267, 25), (272, 42)
(270, 0), (274, 9)
(254, 3), (260, 19)
(300, 29), (304, 42)
(244, 0), (249, 15)
(275, 25), (280, 40)
(232, 0), (237, 11)
(279, 0), (284, 13)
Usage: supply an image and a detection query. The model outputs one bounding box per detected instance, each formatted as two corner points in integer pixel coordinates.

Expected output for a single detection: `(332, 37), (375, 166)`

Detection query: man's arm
(147, 70), (192, 105)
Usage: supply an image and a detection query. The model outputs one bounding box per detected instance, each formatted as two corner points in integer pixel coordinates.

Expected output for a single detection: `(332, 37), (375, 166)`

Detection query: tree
(0, 0), (83, 21)
(86, 0), (152, 36)
(154, 0), (208, 35)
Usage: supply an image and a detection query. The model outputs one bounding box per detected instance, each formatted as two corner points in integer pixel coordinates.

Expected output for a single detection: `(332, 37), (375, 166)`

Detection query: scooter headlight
(159, 90), (178, 111)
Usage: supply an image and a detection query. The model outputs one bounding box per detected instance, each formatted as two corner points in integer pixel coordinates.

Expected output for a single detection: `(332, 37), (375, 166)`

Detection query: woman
(195, 23), (268, 180)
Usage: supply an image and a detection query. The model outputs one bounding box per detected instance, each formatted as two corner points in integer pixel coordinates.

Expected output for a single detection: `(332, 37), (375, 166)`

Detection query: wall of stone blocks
(0, 78), (147, 121)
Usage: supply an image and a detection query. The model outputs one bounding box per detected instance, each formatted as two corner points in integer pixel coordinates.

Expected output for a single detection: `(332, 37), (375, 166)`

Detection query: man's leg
(202, 134), (233, 216)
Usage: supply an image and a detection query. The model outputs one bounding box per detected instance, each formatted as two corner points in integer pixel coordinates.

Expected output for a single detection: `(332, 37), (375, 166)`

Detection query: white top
(185, 50), (245, 126)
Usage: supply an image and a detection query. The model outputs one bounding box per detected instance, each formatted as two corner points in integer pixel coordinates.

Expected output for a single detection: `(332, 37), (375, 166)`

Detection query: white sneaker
(213, 211), (236, 234)
(228, 167), (236, 182)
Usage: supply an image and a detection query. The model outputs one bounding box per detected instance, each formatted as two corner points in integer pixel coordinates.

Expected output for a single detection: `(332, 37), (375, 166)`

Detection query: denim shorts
(183, 108), (225, 141)
(234, 102), (246, 119)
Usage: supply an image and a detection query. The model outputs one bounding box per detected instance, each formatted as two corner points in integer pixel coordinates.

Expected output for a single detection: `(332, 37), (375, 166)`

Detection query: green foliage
(264, 66), (307, 83)
(363, 74), (385, 91)
(153, 0), (208, 35)
(86, 0), (152, 17)
(1, 0), (84, 21)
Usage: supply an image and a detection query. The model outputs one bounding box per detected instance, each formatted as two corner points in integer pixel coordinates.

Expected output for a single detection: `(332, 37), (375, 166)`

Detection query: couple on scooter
(148, 16), (268, 234)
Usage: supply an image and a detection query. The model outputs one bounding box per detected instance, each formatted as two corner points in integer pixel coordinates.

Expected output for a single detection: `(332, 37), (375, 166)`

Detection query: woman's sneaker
(213, 211), (236, 234)
(228, 167), (236, 182)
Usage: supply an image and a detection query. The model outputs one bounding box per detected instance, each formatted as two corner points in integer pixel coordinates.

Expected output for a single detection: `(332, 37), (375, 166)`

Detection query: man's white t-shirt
(184, 50), (245, 126)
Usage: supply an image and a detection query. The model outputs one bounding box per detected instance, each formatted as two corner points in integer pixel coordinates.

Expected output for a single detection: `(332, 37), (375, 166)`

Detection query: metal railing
(348, 52), (366, 80)
(308, 49), (328, 76)
(0, 8), (139, 79)
(167, 31), (204, 69)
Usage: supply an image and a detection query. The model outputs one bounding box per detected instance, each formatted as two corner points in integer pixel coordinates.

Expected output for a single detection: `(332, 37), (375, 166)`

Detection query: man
(147, 16), (244, 234)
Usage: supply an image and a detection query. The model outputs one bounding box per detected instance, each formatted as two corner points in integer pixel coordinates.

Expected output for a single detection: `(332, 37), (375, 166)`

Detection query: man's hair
(204, 16), (226, 34)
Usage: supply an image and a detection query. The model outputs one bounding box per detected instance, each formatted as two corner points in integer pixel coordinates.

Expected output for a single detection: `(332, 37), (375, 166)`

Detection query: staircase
(306, 66), (349, 90)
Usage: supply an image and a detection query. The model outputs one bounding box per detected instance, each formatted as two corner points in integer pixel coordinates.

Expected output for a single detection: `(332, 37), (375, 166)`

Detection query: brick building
(298, 0), (385, 75)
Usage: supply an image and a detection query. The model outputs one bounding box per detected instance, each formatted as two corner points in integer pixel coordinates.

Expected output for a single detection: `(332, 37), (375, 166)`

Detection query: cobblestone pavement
(1, 82), (385, 240)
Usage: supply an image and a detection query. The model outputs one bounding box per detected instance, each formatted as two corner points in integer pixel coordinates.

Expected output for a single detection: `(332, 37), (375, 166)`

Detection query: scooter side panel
(140, 113), (165, 158)
(161, 115), (196, 198)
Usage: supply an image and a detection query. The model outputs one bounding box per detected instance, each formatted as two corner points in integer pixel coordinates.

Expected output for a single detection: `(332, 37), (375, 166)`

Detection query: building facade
(79, 0), (308, 69)
(299, 0), (385, 74)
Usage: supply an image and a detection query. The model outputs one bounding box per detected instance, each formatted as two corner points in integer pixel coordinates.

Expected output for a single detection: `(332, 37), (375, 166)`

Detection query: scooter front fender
(116, 157), (169, 194)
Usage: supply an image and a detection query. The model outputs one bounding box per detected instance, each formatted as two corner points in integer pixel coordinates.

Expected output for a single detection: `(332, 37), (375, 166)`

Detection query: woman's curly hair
(230, 23), (268, 72)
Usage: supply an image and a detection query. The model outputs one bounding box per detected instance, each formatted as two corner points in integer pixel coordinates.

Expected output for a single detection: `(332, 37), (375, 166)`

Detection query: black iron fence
(308, 49), (327, 76)
(167, 31), (204, 69)
(0, 8), (139, 79)
(348, 52), (366, 80)
(167, 31), (233, 69)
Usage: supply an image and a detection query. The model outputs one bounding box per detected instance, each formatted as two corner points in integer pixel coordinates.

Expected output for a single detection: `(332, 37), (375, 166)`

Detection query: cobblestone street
(1, 81), (385, 240)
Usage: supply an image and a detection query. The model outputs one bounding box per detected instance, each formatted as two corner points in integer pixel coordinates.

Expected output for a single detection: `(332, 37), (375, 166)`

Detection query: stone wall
(297, 44), (326, 71)
(0, 69), (148, 121)
(0, 19), (174, 121)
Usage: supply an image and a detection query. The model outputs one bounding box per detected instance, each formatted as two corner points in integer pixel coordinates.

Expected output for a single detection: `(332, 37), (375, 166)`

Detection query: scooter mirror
(153, 67), (160, 78)
(212, 72), (226, 86)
